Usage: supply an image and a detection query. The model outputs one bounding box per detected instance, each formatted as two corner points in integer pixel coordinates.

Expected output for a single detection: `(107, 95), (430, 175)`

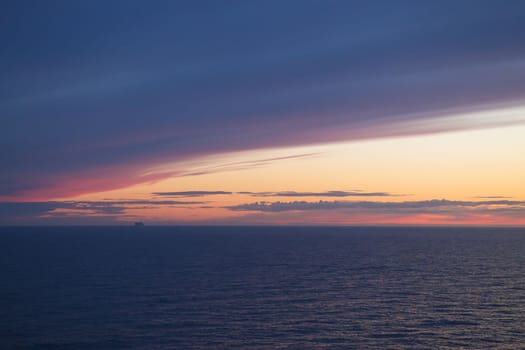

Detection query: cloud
(2, 1), (525, 197)
(226, 199), (525, 213)
(0, 199), (203, 224)
(144, 153), (319, 179)
(221, 199), (525, 225)
(151, 189), (393, 198)
(243, 190), (393, 197)
(152, 191), (232, 197)
(3, 197), (525, 225)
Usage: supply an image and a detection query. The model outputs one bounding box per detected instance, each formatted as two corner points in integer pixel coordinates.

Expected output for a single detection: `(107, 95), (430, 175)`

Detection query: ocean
(1, 226), (524, 349)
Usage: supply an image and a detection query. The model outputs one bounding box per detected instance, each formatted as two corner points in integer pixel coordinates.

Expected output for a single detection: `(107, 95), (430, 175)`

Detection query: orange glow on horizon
(16, 121), (525, 226)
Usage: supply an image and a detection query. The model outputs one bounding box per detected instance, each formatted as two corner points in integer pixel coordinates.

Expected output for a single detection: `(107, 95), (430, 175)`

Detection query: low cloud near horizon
(0, 200), (203, 225)
(226, 199), (525, 213)
(2, 198), (525, 225)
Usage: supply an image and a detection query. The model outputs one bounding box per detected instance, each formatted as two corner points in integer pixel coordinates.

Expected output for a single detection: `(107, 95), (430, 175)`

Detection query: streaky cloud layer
(151, 190), (394, 198)
(226, 199), (525, 212)
(243, 191), (393, 197)
(1, 1), (525, 198)
(223, 199), (525, 225)
(153, 191), (232, 197)
(3, 198), (524, 225)
(0, 199), (204, 224)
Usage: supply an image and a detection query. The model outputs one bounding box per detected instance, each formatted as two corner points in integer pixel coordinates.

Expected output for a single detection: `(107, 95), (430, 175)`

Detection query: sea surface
(1, 226), (525, 349)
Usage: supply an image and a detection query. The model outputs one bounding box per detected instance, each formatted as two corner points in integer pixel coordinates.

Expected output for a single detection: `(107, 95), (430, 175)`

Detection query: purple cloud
(2, 1), (525, 198)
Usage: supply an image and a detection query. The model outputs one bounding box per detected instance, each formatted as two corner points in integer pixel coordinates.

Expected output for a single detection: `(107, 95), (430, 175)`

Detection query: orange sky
(51, 110), (525, 226)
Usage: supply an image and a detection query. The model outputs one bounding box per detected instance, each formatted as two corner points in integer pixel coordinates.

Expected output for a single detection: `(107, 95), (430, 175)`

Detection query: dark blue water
(1, 226), (525, 349)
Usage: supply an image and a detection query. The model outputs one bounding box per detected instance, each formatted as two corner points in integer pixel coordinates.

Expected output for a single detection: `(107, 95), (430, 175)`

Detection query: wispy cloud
(226, 199), (525, 213)
(143, 153), (320, 179)
(152, 191), (232, 197)
(3, 197), (525, 225)
(221, 199), (525, 225)
(0, 199), (203, 223)
(151, 189), (394, 198)
(243, 190), (393, 197)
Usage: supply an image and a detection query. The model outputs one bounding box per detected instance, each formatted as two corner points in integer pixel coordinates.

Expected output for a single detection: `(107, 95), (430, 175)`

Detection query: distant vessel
(134, 222), (145, 227)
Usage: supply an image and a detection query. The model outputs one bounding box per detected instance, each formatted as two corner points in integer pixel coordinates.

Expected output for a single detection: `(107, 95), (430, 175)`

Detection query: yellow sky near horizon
(58, 121), (525, 225)
(71, 122), (525, 201)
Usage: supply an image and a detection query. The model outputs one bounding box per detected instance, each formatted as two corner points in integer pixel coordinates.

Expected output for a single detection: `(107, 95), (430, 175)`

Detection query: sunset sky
(2, 0), (525, 225)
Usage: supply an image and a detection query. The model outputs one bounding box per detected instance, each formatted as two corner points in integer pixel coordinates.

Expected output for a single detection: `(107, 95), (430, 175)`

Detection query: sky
(1, 0), (525, 225)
